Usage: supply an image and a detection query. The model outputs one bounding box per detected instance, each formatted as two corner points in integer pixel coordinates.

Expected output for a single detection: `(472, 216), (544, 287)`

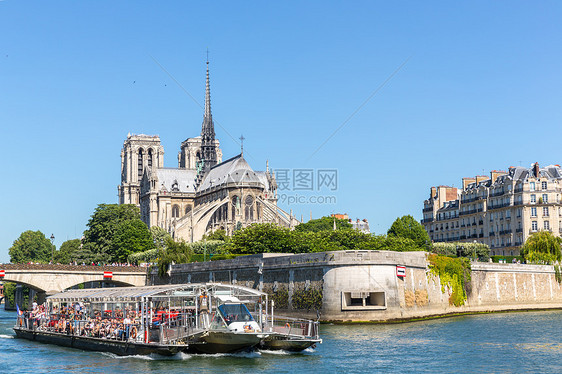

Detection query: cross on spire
(240, 135), (245, 156)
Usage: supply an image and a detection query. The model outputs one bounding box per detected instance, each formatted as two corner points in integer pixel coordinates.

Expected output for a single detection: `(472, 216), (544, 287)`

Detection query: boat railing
(158, 314), (200, 344)
(259, 314), (320, 339)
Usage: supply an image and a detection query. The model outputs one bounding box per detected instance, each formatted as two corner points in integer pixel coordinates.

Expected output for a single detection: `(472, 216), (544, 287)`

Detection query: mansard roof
(198, 154), (265, 192)
(156, 168), (197, 193)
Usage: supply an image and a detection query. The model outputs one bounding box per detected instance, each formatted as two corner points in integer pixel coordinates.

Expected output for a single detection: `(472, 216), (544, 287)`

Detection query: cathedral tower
(118, 134), (164, 205)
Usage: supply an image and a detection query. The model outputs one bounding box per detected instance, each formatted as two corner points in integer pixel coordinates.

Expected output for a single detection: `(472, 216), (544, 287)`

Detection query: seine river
(1, 308), (562, 373)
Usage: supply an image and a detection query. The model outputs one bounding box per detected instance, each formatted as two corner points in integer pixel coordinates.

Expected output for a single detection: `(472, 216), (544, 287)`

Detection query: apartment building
(422, 163), (562, 256)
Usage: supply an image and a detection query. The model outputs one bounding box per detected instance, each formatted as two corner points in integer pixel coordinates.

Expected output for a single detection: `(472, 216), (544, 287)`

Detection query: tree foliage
(294, 216), (352, 233)
(9, 230), (54, 264)
(150, 226), (172, 250)
(432, 242), (490, 261)
(157, 238), (193, 277)
(111, 219), (155, 262)
(202, 229), (229, 242)
(53, 239), (81, 264)
(387, 215), (431, 250)
(222, 223), (425, 255)
(80, 204), (150, 263)
(521, 231), (562, 264)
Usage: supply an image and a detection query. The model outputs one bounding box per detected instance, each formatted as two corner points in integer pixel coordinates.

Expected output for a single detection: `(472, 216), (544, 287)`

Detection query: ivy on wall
(428, 254), (471, 307)
(292, 288), (323, 311)
(265, 287), (289, 309)
(555, 265), (562, 284)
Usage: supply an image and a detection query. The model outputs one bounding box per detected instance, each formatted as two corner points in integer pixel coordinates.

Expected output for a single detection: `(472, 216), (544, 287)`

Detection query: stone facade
(118, 63), (299, 242)
(422, 163), (562, 256)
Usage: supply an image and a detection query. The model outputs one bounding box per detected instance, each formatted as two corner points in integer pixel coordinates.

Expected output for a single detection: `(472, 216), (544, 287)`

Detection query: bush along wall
(428, 253), (472, 307)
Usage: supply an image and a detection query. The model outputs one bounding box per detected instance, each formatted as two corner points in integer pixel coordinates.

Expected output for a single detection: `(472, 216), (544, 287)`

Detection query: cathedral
(118, 61), (298, 242)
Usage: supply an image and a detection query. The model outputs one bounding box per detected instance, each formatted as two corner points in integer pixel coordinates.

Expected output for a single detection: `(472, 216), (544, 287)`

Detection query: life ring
(130, 326), (137, 339)
(285, 323), (290, 329)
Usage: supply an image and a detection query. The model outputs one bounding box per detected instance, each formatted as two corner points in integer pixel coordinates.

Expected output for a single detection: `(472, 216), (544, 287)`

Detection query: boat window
(217, 304), (254, 325)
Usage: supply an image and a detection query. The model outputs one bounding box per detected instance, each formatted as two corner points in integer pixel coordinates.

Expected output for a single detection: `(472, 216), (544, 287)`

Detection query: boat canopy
(47, 283), (266, 303)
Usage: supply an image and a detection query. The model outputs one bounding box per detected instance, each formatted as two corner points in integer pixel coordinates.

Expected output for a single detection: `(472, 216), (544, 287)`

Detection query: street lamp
(50, 234), (55, 264)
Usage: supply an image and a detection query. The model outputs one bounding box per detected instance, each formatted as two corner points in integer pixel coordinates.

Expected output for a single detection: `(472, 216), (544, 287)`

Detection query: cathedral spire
(204, 56), (212, 125)
(199, 55), (218, 175)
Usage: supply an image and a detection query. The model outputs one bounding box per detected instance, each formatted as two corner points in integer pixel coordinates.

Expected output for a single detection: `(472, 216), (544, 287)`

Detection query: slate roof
(198, 154), (265, 192)
(156, 168), (197, 193)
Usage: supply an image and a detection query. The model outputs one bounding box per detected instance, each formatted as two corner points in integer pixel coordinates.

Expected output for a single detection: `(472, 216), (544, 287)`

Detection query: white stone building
(422, 163), (562, 256)
(118, 62), (298, 242)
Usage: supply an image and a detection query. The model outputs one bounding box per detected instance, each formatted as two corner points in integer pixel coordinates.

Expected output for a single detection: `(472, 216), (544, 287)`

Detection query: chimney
(462, 177), (476, 190)
(534, 162), (540, 178)
(490, 170), (507, 182)
(430, 186), (436, 199)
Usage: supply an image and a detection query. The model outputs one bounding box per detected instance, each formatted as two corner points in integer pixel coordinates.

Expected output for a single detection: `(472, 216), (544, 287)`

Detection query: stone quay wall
(149, 251), (562, 322)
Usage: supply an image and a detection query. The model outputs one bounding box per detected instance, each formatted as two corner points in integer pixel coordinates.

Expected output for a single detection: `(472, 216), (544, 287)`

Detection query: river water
(1, 308), (561, 373)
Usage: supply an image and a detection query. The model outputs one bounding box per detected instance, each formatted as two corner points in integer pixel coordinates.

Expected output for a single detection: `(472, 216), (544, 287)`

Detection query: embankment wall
(149, 251), (562, 322)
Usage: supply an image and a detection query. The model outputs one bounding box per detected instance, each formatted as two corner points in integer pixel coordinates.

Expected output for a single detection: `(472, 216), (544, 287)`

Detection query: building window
(530, 182), (535, 191)
(185, 205), (192, 215)
(542, 194), (548, 203)
(542, 181), (547, 190)
(531, 207), (537, 217)
(544, 221), (550, 230)
(530, 194), (537, 203)
(543, 207), (549, 217)
(148, 149), (153, 168)
(137, 149), (144, 179)
(172, 205), (179, 218)
(532, 221), (538, 231)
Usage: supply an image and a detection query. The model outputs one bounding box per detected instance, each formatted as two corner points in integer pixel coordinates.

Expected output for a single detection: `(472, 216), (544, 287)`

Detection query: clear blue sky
(1, 1), (561, 262)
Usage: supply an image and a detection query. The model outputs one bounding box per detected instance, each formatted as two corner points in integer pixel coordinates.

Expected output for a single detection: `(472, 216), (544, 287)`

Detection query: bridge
(0, 264), (148, 305)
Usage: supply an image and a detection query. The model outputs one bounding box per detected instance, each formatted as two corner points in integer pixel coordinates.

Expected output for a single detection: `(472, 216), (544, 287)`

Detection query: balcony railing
(490, 190), (506, 197)
(489, 202), (512, 209)
(421, 218), (433, 224)
(423, 206), (433, 213)
(499, 230), (512, 235)
(462, 196), (484, 204)
(516, 228), (523, 233)
(489, 232), (495, 237)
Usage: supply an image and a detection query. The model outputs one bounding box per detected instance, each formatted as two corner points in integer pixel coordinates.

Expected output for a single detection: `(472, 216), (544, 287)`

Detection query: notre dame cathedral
(118, 61), (298, 242)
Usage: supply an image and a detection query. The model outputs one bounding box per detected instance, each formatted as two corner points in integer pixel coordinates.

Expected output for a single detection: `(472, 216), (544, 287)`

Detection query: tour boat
(13, 283), (321, 356)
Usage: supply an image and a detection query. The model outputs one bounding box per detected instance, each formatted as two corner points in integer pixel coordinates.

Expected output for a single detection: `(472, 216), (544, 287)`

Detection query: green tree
(295, 216), (352, 232)
(150, 226), (172, 250)
(9, 230), (54, 264)
(158, 238), (193, 277)
(53, 239), (81, 264)
(521, 231), (562, 264)
(387, 215), (431, 250)
(111, 219), (155, 262)
(81, 204), (141, 263)
(202, 229), (229, 242)
(226, 223), (295, 254)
